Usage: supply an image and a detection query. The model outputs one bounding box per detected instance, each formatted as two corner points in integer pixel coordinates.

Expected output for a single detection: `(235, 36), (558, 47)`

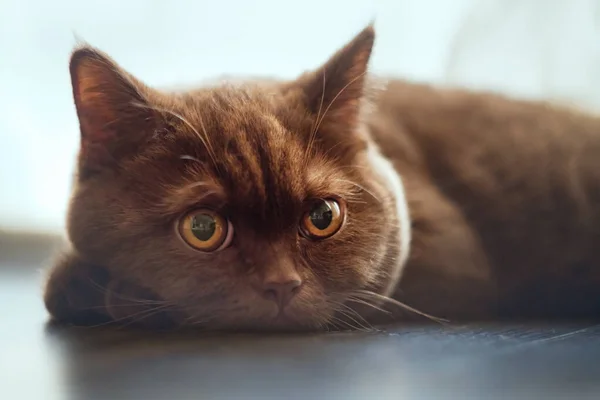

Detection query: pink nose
(261, 280), (302, 308)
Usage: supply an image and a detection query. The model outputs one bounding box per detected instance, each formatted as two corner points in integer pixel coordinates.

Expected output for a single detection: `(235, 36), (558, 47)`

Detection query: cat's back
(368, 78), (600, 318)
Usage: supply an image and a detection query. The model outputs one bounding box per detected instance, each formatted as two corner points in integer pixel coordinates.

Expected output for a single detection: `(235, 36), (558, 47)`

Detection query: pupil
(310, 201), (333, 230)
(190, 214), (216, 241)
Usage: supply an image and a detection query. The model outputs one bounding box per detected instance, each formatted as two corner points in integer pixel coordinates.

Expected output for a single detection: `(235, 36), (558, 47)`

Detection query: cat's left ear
(70, 46), (162, 177)
(296, 24), (375, 133)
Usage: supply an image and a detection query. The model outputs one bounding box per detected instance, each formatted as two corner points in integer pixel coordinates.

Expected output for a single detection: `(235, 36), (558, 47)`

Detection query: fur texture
(44, 25), (600, 331)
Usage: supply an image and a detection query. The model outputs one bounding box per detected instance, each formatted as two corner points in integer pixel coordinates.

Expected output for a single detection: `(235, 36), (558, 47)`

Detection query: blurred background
(2, 0), (600, 235)
(3, 3), (600, 399)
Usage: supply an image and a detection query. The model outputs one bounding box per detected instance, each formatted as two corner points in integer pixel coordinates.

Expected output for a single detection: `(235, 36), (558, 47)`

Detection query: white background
(2, 0), (600, 234)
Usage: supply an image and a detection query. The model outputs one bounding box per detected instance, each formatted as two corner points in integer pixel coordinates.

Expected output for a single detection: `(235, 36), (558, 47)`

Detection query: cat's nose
(261, 280), (302, 308)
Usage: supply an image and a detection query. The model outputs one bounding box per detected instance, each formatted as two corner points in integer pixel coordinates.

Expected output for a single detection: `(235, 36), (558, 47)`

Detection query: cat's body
(374, 80), (600, 320)
(44, 26), (600, 331)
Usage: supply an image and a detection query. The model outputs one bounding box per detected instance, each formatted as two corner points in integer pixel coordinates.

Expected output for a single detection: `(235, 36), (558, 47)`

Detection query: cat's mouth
(264, 305), (306, 327)
(270, 314), (295, 328)
(254, 303), (330, 331)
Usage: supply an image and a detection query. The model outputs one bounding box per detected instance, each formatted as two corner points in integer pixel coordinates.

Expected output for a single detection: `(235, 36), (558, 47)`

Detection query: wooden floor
(2, 231), (600, 399)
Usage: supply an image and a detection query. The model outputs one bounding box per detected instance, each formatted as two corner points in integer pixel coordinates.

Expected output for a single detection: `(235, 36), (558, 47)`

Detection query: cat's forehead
(171, 85), (299, 141)
(151, 85), (354, 229)
(174, 84), (306, 167)
(160, 86), (313, 221)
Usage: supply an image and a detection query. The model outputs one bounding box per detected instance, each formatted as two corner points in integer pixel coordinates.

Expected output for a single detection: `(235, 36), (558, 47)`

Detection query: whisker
(333, 179), (382, 203)
(304, 71), (367, 162)
(74, 302), (167, 312)
(304, 72), (327, 164)
(337, 312), (371, 332)
(345, 296), (391, 315)
(87, 279), (166, 305)
(327, 316), (354, 331)
(183, 181), (212, 190)
(328, 300), (373, 331)
(194, 116), (222, 175)
(131, 102), (220, 172)
(180, 154), (202, 163)
(327, 297), (374, 331)
(186, 317), (213, 326)
(81, 303), (173, 329)
(115, 304), (175, 330)
(313, 71), (367, 136)
(350, 290), (450, 325)
(339, 302), (373, 328)
(329, 314), (371, 332)
(334, 164), (375, 172)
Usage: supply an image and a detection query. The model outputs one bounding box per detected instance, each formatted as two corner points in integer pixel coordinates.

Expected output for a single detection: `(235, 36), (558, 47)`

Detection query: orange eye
(178, 209), (233, 252)
(300, 198), (345, 240)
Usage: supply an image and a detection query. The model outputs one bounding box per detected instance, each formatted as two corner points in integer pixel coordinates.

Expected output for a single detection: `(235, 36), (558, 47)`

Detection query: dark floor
(2, 231), (600, 400)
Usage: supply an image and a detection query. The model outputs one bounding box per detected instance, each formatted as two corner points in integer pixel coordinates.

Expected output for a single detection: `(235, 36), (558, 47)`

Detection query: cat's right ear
(69, 47), (161, 176)
(293, 25), (375, 134)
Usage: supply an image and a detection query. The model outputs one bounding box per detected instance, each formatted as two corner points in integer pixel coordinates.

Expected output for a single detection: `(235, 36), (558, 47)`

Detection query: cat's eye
(178, 209), (234, 252)
(300, 198), (345, 240)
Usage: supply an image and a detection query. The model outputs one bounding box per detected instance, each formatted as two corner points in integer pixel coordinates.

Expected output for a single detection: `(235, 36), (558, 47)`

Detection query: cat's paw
(43, 252), (113, 326)
(44, 252), (177, 329)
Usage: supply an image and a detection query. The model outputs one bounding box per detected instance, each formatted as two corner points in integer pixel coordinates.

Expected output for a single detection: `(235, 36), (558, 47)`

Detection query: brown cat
(44, 25), (600, 331)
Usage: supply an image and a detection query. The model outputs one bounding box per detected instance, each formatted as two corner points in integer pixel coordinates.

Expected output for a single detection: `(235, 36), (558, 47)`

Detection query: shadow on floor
(2, 230), (599, 400)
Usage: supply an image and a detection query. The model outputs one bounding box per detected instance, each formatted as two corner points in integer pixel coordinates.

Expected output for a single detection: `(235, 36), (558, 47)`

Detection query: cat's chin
(184, 308), (334, 333)
(236, 321), (323, 333)
(186, 319), (325, 334)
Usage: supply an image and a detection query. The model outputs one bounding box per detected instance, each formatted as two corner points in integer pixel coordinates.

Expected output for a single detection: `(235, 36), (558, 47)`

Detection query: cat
(44, 24), (600, 331)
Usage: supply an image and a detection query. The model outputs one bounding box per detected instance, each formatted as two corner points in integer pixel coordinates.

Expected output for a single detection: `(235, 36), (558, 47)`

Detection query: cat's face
(47, 26), (411, 331)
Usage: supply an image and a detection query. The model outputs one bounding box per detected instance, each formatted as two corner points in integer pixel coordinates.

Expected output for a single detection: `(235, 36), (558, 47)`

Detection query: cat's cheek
(308, 220), (384, 275)
(292, 281), (336, 326)
(300, 247), (367, 294)
(142, 247), (246, 315)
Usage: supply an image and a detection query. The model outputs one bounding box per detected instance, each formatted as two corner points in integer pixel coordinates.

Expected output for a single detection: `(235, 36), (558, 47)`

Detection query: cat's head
(44, 25), (412, 331)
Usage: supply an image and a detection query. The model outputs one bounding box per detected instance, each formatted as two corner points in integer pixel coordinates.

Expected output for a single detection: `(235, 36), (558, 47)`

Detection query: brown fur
(375, 81), (600, 319)
(44, 25), (600, 331)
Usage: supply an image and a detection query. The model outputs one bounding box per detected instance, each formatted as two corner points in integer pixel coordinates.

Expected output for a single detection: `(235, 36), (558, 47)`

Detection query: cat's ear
(69, 46), (160, 176)
(297, 24), (375, 132)
(44, 252), (177, 329)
